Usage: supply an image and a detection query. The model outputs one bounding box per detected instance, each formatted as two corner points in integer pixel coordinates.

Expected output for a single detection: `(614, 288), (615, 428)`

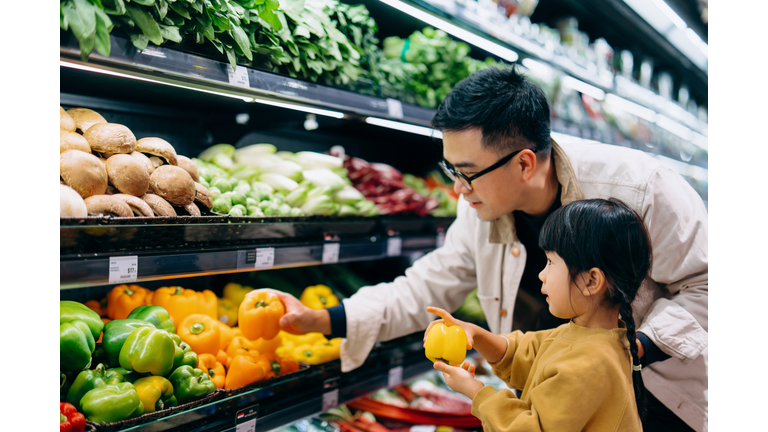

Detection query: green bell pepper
(107, 367), (149, 384)
(119, 327), (176, 376)
(61, 370), (76, 401)
(80, 382), (144, 423)
(60, 301), (104, 371)
(167, 366), (216, 404)
(66, 363), (125, 411)
(172, 341), (200, 372)
(102, 319), (156, 367)
(127, 305), (176, 334)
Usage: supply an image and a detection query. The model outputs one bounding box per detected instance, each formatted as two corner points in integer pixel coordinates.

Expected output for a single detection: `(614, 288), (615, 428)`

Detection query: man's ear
(581, 268), (607, 297)
(518, 149), (537, 181)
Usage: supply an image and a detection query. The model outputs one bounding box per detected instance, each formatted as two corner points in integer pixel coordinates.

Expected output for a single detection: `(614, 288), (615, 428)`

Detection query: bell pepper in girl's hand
(424, 323), (468, 366)
(239, 291), (284, 340)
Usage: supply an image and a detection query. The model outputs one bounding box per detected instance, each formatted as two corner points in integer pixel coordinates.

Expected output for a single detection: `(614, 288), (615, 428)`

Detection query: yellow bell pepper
(239, 292), (284, 341)
(225, 336), (260, 363)
(424, 323), (468, 366)
(178, 314), (221, 356)
(251, 335), (282, 355)
(275, 340), (295, 357)
(198, 353), (226, 389)
(225, 354), (266, 389)
(106, 285), (148, 320)
(223, 282), (253, 306)
(279, 331), (325, 346)
(133, 376), (175, 413)
(198, 290), (218, 320)
(218, 321), (234, 351)
(217, 297), (238, 327)
(299, 285), (339, 310)
(312, 338), (342, 362)
(150, 287), (199, 325)
(292, 344), (323, 364)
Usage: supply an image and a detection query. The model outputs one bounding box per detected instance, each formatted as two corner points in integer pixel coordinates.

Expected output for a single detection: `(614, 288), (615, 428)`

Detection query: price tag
(322, 388), (339, 412)
(235, 405), (258, 432)
(109, 256), (138, 284)
(227, 64), (250, 88)
(236, 419), (256, 432)
(387, 237), (402, 257)
(254, 247), (275, 270)
(388, 365), (403, 388)
(386, 98), (404, 119)
(322, 243), (340, 264)
(436, 232), (445, 248)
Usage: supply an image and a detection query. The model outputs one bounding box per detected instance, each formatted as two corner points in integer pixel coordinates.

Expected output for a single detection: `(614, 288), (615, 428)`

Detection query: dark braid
(619, 298), (647, 420)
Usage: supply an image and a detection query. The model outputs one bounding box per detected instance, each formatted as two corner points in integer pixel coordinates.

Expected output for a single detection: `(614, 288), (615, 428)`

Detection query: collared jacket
(340, 139), (708, 431)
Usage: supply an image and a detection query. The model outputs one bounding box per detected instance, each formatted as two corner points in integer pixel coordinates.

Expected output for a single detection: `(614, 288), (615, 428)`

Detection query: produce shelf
(60, 216), (455, 289)
(60, 33), (435, 127)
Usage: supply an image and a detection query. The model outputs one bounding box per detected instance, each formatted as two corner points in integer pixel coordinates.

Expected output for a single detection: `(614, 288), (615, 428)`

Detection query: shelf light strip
(252, 98), (345, 119)
(365, 117), (443, 139)
(561, 76), (606, 101)
(378, 0), (518, 62)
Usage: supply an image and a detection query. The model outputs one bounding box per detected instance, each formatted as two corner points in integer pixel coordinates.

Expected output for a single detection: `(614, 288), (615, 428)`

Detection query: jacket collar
(488, 138), (585, 244)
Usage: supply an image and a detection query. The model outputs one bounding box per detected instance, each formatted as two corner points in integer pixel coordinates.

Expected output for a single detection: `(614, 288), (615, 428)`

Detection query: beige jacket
(340, 139), (708, 431)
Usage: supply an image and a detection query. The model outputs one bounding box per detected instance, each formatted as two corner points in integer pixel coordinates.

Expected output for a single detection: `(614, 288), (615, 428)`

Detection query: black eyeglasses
(438, 148), (534, 191)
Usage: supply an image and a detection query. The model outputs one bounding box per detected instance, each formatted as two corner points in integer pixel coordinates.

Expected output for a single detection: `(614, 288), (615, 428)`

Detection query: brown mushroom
(136, 137), (178, 166)
(60, 150), (108, 198)
(60, 184), (87, 218)
(60, 130), (91, 153)
(106, 154), (151, 197)
(130, 151), (155, 176)
(142, 194), (177, 216)
(60, 107), (76, 132)
(112, 194), (154, 217)
(149, 165), (196, 206)
(183, 202), (201, 217)
(194, 182), (213, 209)
(84, 195), (133, 217)
(83, 123), (137, 154)
(67, 107), (107, 133)
(177, 155), (200, 182)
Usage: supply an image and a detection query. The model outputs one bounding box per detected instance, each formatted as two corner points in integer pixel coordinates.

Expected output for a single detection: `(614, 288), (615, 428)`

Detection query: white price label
(227, 64), (250, 88)
(388, 366), (403, 388)
(386, 98), (404, 119)
(387, 237), (402, 257)
(436, 232), (445, 248)
(254, 247), (275, 270)
(322, 243), (340, 264)
(109, 256), (138, 284)
(322, 388), (339, 412)
(236, 418), (256, 432)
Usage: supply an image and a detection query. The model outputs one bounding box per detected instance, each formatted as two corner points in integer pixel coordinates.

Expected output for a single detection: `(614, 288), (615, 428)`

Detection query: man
(257, 67), (708, 431)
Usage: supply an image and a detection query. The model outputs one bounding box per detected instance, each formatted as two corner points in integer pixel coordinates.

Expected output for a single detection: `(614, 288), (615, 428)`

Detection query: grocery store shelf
(60, 33), (435, 127)
(60, 216), (455, 289)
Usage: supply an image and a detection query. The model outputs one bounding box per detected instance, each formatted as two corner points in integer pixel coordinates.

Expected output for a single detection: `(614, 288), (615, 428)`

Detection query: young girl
(425, 198), (651, 432)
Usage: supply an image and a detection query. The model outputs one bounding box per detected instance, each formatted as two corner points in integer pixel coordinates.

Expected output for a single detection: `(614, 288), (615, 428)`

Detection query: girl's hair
(538, 198), (652, 419)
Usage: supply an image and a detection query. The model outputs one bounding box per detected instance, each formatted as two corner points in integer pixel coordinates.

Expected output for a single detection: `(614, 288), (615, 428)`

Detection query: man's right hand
(247, 289), (332, 335)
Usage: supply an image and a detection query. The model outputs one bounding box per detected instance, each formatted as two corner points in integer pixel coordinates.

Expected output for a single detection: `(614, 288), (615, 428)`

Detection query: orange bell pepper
(96, 317), (111, 343)
(85, 300), (104, 317)
(226, 336), (260, 362)
(231, 327), (243, 338)
(216, 350), (231, 370)
(254, 353), (280, 380)
(151, 287), (199, 325)
(198, 290), (218, 320)
(106, 285), (148, 319)
(198, 354), (226, 389)
(218, 321), (234, 351)
(178, 314), (221, 356)
(145, 290), (154, 306)
(239, 292), (284, 341)
(251, 335), (282, 355)
(278, 355), (300, 375)
(225, 354), (266, 389)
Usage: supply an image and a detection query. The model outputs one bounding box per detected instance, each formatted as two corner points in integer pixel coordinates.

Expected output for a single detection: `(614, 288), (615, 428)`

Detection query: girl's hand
(434, 361), (485, 399)
(424, 307), (475, 350)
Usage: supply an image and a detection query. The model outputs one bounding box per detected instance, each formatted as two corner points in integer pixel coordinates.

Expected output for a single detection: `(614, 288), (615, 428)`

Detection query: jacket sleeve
(638, 166), (708, 365)
(339, 198), (479, 372)
(472, 344), (619, 432)
(491, 328), (559, 390)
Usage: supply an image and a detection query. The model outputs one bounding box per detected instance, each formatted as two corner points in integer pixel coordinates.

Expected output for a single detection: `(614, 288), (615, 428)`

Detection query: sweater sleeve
(490, 327), (560, 390)
(474, 342), (621, 432)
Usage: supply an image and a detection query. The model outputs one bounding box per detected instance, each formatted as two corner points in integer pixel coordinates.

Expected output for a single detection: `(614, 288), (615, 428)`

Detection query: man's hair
(431, 66), (552, 158)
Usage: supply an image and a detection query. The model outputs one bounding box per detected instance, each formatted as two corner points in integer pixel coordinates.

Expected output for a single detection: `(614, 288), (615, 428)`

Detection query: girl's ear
(581, 268), (607, 297)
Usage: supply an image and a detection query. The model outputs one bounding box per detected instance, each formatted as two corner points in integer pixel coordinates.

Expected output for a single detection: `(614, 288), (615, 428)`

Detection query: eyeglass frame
(438, 147), (536, 191)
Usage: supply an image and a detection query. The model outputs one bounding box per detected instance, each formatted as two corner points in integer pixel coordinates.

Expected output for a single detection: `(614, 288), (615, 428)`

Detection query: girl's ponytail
(619, 299), (647, 420)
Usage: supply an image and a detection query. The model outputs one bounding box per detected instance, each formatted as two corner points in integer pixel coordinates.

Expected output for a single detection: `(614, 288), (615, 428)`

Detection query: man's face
(442, 128), (522, 221)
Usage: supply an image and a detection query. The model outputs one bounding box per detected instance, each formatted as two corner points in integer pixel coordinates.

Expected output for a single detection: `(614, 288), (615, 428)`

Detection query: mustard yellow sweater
(471, 321), (642, 432)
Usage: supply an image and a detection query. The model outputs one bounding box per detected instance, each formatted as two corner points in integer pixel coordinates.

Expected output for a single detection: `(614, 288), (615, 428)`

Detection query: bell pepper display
(127, 305), (176, 334)
(151, 287), (217, 327)
(106, 285), (149, 320)
(80, 382), (144, 423)
(60, 402), (86, 432)
(60, 301), (105, 371)
(66, 363), (125, 411)
(239, 291), (284, 341)
(133, 376), (177, 413)
(251, 334), (282, 355)
(102, 319), (156, 367)
(107, 367), (148, 384)
(424, 323), (468, 366)
(168, 366), (216, 404)
(198, 353), (226, 389)
(299, 285), (340, 310)
(223, 282), (253, 306)
(178, 314), (221, 356)
(218, 321), (234, 351)
(217, 298), (238, 327)
(172, 340), (200, 371)
(224, 354), (266, 389)
(119, 327), (176, 376)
